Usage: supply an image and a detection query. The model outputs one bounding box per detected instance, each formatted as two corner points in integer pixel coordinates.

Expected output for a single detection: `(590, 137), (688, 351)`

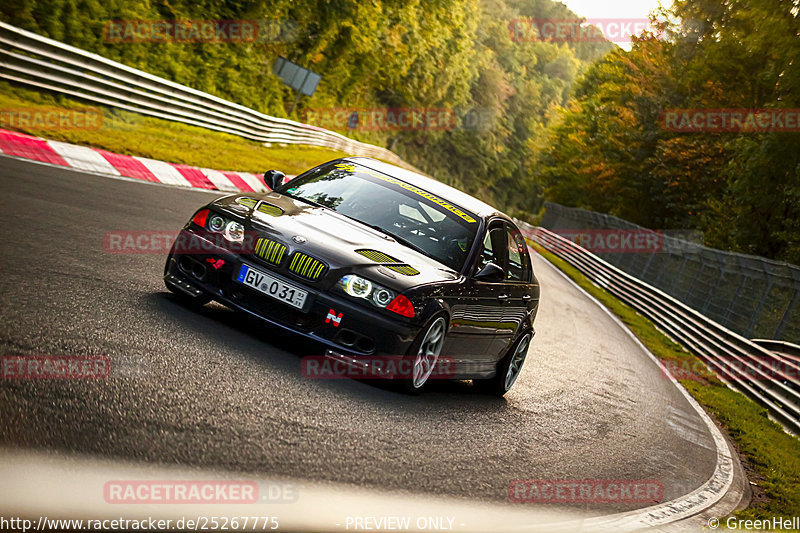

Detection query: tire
(400, 314), (448, 394)
(475, 330), (532, 396)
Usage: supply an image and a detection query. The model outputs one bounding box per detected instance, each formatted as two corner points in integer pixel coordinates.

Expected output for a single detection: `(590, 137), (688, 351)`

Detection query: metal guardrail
(0, 22), (412, 168)
(523, 224), (800, 435)
(752, 339), (800, 365)
(541, 202), (800, 343)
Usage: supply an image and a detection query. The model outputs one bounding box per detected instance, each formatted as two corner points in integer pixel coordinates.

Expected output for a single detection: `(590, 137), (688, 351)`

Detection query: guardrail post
(701, 254), (727, 316)
(775, 288), (800, 339)
(722, 274), (748, 326)
(639, 249), (657, 279)
(746, 273), (773, 338)
(668, 255), (690, 295)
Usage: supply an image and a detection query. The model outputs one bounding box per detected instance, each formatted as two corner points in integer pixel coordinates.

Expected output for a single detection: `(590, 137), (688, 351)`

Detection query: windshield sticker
(334, 163), (477, 224)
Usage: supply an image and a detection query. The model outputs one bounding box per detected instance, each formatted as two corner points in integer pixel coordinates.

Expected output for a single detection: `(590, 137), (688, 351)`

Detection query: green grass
(0, 82), (352, 175)
(533, 244), (800, 524)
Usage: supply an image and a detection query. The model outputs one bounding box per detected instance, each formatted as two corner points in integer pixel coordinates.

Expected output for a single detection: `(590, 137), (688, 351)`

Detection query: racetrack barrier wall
(523, 223), (800, 435)
(541, 202), (800, 344)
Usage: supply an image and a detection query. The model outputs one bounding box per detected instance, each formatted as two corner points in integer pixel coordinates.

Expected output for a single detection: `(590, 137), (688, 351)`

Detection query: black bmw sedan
(164, 157), (539, 394)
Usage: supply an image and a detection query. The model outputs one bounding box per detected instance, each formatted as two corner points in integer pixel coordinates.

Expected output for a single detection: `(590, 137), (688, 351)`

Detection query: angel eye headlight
(224, 220), (245, 242)
(208, 214), (226, 232)
(339, 275), (396, 308)
(341, 275), (373, 298)
(373, 288), (394, 307)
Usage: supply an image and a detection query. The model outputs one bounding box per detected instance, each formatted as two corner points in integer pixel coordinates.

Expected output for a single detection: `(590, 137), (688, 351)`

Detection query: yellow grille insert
(289, 252), (326, 280)
(254, 238), (286, 265)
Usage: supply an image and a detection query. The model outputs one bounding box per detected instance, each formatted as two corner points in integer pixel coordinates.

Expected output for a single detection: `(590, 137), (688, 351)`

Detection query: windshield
(279, 162), (480, 271)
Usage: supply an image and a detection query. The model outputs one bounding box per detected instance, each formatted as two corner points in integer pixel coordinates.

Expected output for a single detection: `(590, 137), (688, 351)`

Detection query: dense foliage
(535, 0), (800, 263)
(5, 0), (795, 262)
(1, 0), (609, 218)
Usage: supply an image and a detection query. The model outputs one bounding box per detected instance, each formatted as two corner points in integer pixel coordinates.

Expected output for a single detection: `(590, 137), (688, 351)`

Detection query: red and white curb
(0, 129), (277, 193)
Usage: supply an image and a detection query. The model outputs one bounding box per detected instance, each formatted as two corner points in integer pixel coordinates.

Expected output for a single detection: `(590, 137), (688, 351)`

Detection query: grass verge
(533, 243), (800, 523)
(0, 82), (352, 175)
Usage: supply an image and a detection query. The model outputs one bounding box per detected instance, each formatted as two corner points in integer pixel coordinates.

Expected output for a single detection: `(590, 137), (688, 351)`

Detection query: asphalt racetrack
(0, 156), (718, 514)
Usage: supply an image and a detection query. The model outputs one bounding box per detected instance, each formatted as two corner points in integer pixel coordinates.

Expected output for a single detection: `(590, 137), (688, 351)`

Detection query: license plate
(236, 263), (308, 310)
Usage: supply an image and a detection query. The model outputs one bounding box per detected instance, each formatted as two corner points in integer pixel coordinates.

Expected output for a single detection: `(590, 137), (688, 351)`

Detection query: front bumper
(164, 230), (418, 357)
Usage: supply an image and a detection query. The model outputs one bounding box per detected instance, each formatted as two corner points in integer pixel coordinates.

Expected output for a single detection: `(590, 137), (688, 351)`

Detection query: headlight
(224, 220), (245, 242)
(342, 275), (372, 298)
(339, 275), (396, 308)
(373, 288), (394, 307)
(208, 214), (226, 232)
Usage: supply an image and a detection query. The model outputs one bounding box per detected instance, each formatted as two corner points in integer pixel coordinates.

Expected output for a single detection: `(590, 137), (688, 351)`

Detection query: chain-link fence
(540, 202), (800, 344)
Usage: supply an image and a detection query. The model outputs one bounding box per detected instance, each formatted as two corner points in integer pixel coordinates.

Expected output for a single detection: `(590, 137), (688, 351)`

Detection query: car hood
(210, 193), (460, 291)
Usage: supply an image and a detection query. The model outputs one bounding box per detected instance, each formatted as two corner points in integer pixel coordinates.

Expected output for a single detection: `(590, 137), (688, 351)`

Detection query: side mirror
(263, 170), (286, 191)
(474, 262), (505, 283)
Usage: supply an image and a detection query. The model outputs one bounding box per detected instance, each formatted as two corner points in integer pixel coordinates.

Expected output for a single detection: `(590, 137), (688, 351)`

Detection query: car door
(495, 223), (535, 355)
(446, 221), (509, 361)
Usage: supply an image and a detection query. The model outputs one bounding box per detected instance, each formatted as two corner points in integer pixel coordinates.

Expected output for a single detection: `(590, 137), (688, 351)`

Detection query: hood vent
(236, 197), (258, 208)
(256, 202), (283, 217)
(356, 249), (420, 276)
(385, 264), (420, 276)
(356, 249), (397, 263)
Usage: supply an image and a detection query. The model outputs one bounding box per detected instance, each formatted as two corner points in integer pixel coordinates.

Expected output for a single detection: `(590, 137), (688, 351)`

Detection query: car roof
(343, 157), (509, 221)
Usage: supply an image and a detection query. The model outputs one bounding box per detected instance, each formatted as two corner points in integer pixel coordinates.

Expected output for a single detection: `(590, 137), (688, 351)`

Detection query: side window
(505, 225), (532, 282)
(477, 225), (507, 273)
